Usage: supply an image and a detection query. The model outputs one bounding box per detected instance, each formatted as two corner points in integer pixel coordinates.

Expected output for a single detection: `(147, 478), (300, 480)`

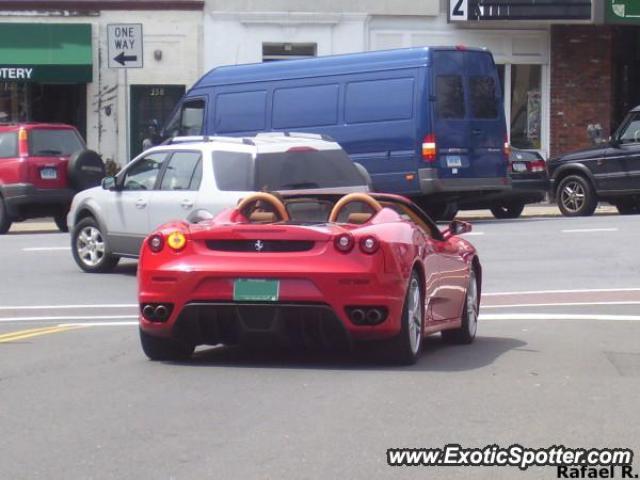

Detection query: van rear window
(436, 75), (465, 119)
(470, 76), (498, 119)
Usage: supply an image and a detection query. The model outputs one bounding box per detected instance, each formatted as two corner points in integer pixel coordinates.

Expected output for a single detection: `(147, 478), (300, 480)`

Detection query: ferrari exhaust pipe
(142, 304), (156, 320)
(351, 309), (366, 324)
(366, 308), (383, 324)
(154, 304), (169, 321)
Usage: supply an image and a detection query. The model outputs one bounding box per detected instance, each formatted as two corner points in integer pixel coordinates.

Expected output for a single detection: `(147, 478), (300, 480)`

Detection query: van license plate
(233, 279), (279, 302)
(512, 162), (527, 172)
(40, 167), (57, 180)
(446, 155), (462, 168)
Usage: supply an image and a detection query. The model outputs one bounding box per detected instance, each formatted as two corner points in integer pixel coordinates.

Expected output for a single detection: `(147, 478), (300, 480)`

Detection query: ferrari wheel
(387, 270), (424, 365)
(442, 269), (479, 344)
(139, 329), (195, 361)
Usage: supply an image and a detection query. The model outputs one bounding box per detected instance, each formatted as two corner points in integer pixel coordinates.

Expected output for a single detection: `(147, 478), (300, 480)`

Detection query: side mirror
(447, 219), (472, 237)
(101, 176), (118, 191)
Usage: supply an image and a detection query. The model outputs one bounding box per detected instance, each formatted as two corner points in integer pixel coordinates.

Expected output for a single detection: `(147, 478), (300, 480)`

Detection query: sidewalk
(7, 203), (619, 233)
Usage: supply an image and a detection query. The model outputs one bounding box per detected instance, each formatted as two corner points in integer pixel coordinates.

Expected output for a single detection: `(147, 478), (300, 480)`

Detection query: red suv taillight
(18, 128), (28, 157)
(334, 233), (355, 253)
(422, 134), (437, 163)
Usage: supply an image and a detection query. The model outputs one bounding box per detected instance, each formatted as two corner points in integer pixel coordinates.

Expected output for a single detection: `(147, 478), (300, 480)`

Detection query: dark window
(160, 151), (202, 191)
(122, 152), (166, 191)
(28, 129), (84, 156)
(436, 75), (465, 119)
(215, 91), (267, 133)
(0, 132), (17, 158)
(470, 76), (498, 119)
(180, 100), (205, 136)
(212, 151), (253, 191)
(272, 84), (339, 129)
(345, 77), (414, 124)
(617, 114), (640, 144)
(255, 149), (366, 191)
(262, 43), (317, 62)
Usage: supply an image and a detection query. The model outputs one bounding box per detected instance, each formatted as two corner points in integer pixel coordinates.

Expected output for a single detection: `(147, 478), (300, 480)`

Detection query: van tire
(490, 202), (525, 219)
(68, 150), (106, 192)
(0, 196), (12, 234)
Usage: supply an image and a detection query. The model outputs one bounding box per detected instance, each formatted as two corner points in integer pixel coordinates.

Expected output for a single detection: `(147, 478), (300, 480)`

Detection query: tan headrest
(346, 212), (372, 225)
(249, 211), (277, 223)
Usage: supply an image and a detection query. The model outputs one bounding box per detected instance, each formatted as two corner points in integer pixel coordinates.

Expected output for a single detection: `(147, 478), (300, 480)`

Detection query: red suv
(0, 123), (105, 233)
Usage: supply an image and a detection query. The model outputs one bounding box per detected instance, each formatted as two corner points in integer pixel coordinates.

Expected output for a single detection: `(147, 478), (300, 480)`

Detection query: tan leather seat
(346, 212), (372, 224)
(249, 211), (276, 223)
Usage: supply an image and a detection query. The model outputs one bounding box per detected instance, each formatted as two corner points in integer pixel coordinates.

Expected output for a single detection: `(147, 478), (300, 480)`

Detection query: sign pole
(124, 68), (130, 162)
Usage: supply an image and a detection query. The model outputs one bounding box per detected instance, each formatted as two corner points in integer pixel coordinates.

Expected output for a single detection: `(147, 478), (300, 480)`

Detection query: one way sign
(107, 23), (143, 69)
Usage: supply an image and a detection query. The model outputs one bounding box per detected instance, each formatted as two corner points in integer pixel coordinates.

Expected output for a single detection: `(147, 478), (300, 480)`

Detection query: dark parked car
(0, 123), (105, 233)
(457, 148), (548, 219)
(548, 106), (640, 216)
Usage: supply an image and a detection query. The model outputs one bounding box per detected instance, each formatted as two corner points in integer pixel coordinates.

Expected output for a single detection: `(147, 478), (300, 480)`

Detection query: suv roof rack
(255, 131), (336, 142)
(166, 135), (254, 146)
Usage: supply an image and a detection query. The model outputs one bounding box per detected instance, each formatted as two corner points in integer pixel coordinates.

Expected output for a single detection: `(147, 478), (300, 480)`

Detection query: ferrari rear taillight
(334, 233), (355, 253)
(148, 234), (164, 253)
(167, 231), (187, 251)
(422, 134), (437, 162)
(359, 235), (379, 254)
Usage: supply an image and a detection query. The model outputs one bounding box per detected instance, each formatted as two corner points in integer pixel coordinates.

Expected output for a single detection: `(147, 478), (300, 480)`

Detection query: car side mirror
(101, 176), (118, 191)
(447, 219), (472, 237)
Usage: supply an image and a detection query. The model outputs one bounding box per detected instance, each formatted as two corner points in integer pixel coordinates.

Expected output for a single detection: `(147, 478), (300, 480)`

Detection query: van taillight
(503, 135), (511, 159)
(422, 134), (437, 163)
(18, 128), (28, 157)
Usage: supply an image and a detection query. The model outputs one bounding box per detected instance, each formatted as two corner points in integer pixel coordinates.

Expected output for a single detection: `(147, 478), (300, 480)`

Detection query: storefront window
(510, 65), (542, 149)
(0, 82), (29, 122)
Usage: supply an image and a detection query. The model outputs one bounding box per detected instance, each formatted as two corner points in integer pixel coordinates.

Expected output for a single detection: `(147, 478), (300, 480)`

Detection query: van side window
(180, 100), (205, 135)
(470, 76), (498, 119)
(436, 75), (465, 119)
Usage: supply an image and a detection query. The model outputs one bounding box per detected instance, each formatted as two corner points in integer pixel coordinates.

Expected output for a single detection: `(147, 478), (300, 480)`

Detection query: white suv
(68, 133), (369, 273)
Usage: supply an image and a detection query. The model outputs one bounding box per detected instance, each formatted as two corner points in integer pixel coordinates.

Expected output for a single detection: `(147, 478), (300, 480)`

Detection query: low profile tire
(0, 197), (12, 234)
(140, 329), (195, 361)
(386, 270), (424, 365)
(557, 175), (597, 217)
(442, 269), (479, 345)
(490, 201), (525, 219)
(71, 217), (119, 273)
(54, 213), (69, 232)
(615, 199), (639, 215)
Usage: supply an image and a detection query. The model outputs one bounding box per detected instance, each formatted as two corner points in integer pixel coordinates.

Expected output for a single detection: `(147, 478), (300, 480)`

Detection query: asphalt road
(0, 214), (639, 479)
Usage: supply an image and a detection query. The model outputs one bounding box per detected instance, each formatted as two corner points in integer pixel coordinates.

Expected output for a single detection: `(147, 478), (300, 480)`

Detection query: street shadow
(7, 229), (62, 235)
(171, 335), (526, 372)
(111, 262), (138, 277)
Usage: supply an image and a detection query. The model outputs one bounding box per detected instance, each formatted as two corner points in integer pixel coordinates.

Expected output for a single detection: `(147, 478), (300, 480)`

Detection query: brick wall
(550, 25), (613, 157)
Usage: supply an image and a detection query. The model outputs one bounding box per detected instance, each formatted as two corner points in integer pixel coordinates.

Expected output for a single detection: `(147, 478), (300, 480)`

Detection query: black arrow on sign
(114, 52), (137, 66)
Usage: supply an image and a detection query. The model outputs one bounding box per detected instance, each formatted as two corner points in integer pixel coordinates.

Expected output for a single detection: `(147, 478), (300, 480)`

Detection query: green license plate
(233, 279), (279, 302)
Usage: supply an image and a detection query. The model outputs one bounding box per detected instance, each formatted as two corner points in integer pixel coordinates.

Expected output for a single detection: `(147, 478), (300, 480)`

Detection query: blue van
(163, 47), (510, 218)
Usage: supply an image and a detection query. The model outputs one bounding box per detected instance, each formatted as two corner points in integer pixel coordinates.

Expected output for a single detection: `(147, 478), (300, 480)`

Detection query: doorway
(612, 26), (640, 131)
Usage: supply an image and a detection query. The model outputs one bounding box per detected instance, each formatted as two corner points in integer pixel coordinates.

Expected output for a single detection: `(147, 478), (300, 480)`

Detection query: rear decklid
(431, 48), (507, 180)
(23, 126), (85, 189)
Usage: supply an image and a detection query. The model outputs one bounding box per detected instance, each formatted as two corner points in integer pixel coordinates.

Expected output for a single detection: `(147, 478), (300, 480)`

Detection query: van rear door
(431, 49), (507, 182)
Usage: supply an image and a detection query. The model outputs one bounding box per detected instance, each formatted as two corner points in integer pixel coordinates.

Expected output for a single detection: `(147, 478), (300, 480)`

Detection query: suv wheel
(615, 199), (639, 215)
(557, 175), (597, 217)
(0, 197), (12, 234)
(71, 217), (119, 273)
(490, 201), (525, 219)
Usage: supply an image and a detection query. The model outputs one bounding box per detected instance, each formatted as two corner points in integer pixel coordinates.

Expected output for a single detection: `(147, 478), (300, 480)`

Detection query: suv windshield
(212, 148), (366, 191)
(28, 129), (85, 156)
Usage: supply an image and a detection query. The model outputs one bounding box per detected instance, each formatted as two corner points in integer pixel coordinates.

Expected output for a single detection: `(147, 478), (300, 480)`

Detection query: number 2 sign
(449, 0), (468, 21)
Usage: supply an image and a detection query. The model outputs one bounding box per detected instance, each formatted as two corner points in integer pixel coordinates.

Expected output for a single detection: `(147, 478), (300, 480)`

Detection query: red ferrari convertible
(138, 192), (481, 365)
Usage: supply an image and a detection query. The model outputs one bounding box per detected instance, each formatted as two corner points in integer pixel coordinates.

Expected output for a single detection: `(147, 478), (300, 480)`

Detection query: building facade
(0, 0), (204, 166)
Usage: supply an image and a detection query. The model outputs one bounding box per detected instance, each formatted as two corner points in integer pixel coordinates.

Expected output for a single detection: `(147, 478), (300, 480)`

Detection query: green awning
(0, 23), (92, 83)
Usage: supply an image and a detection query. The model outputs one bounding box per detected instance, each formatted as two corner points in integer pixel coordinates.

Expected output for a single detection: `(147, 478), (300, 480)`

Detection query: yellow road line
(0, 325), (85, 343)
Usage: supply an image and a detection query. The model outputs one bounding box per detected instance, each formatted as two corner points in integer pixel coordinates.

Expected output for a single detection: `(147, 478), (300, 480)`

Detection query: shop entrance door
(130, 85), (185, 158)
